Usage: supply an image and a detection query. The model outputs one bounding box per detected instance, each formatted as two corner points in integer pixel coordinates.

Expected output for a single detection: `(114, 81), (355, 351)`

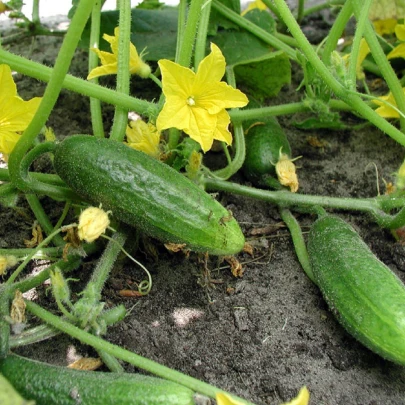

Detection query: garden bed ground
(2, 8), (405, 405)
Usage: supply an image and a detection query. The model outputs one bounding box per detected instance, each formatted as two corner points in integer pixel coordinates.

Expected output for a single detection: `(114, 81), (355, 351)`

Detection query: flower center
(187, 96), (196, 106)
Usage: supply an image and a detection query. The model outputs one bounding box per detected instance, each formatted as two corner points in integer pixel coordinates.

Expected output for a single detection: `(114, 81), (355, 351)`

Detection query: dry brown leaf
(24, 221), (43, 248)
(224, 256), (244, 278)
(10, 290), (26, 324)
(164, 242), (188, 253)
(68, 357), (103, 371)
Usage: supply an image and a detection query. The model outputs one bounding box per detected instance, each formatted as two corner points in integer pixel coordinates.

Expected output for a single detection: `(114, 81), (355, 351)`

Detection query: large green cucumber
(0, 353), (195, 405)
(53, 135), (244, 255)
(308, 214), (405, 365)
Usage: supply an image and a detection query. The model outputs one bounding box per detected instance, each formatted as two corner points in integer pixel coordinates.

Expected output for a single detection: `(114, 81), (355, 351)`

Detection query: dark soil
(2, 11), (405, 405)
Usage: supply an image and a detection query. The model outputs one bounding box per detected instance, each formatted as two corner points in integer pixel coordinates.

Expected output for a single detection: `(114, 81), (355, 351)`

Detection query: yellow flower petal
(373, 90), (405, 118)
(280, 386), (310, 405)
(158, 59), (195, 101)
(1, 96), (42, 132)
(241, 0), (267, 16)
(0, 64), (17, 103)
(184, 108), (218, 152)
(87, 63), (118, 80)
(213, 109), (233, 145)
(91, 49), (118, 67)
(197, 81), (248, 114)
(156, 44), (248, 151)
(0, 64), (42, 156)
(395, 24), (405, 41)
(387, 42), (405, 60)
(195, 43), (226, 84)
(0, 132), (20, 155)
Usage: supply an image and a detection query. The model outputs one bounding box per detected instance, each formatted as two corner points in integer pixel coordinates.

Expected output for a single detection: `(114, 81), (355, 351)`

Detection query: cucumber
(308, 214), (405, 365)
(0, 353), (195, 405)
(242, 117), (292, 189)
(53, 135), (244, 255)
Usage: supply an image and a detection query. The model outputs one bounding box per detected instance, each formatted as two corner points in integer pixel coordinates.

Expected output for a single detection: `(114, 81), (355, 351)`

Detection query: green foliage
(243, 8), (276, 34)
(208, 0), (241, 35)
(80, 8), (178, 61)
(233, 51), (291, 99)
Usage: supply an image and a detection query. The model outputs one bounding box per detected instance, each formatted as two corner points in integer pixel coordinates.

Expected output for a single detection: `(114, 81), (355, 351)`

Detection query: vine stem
(176, 0), (205, 67)
(211, 0), (297, 60)
(5, 227), (65, 286)
(88, 0), (105, 138)
(0, 50), (158, 119)
(350, 0), (405, 132)
(203, 178), (405, 227)
(270, 0), (405, 147)
(109, 0), (131, 142)
(24, 300), (256, 404)
(279, 208), (315, 284)
(194, 0), (212, 68)
(211, 67), (245, 179)
(85, 231), (127, 299)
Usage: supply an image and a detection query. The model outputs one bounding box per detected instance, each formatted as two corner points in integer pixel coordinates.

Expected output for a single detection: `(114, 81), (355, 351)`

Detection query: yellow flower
(241, 0), (267, 16)
(156, 43), (248, 152)
(87, 27), (151, 80)
(126, 119), (161, 157)
(373, 88), (405, 118)
(0, 64), (42, 157)
(77, 206), (110, 243)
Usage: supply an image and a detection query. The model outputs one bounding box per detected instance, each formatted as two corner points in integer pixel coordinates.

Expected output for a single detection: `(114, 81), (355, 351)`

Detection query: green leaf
(211, 30), (272, 65)
(208, 0), (241, 35)
(243, 8), (276, 34)
(233, 51), (291, 99)
(369, 0), (405, 20)
(80, 7), (178, 61)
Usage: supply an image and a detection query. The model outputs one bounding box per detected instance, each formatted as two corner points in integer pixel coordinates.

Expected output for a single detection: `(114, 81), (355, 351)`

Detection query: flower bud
(395, 160), (405, 190)
(50, 268), (71, 303)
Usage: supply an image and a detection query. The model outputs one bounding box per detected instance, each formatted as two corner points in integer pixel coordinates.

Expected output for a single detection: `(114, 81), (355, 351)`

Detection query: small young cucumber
(53, 135), (244, 255)
(242, 116), (292, 189)
(308, 215), (405, 365)
(0, 353), (195, 405)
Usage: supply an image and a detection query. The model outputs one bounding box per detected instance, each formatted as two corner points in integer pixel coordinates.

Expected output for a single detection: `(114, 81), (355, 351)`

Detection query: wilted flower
(77, 206), (110, 243)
